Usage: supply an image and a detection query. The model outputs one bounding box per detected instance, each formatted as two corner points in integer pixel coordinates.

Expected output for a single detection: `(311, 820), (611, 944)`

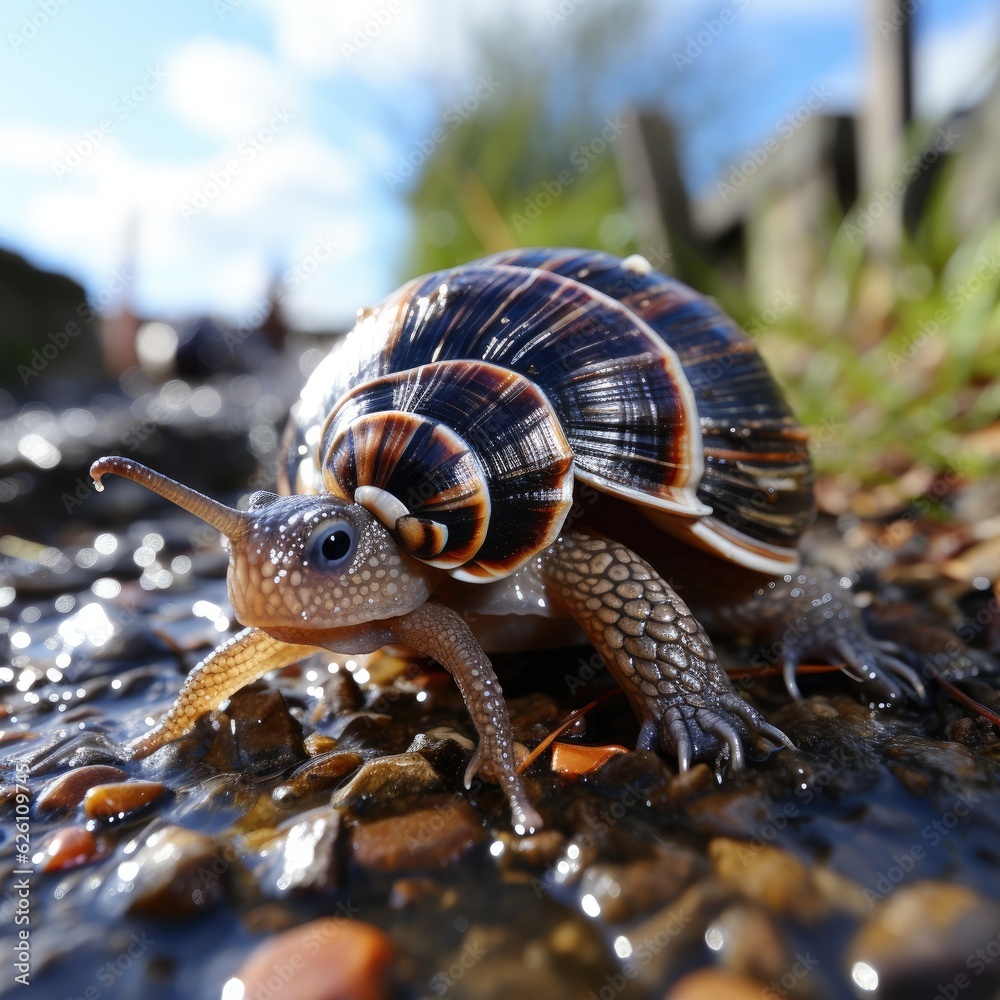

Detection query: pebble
(847, 881), (1000, 997)
(114, 824), (232, 918)
(272, 752), (363, 805)
(83, 779), (167, 819)
(494, 829), (567, 870)
(350, 798), (486, 872)
(579, 847), (701, 922)
(708, 838), (827, 921)
(227, 686), (307, 774)
(703, 904), (791, 984)
(41, 826), (101, 872)
(37, 764), (129, 813)
(256, 807), (343, 896)
(229, 917), (393, 1000)
(663, 969), (771, 1000)
(331, 752), (445, 817)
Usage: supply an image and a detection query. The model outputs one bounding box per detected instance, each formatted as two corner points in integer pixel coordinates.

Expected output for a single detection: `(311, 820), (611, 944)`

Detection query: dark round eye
(309, 520), (355, 569)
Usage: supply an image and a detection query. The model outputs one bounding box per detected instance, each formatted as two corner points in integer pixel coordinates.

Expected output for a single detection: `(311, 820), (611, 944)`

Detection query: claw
(702, 712), (745, 772)
(665, 707), (693, 772)
(464, 745), (482, 789)
(782, 653), (804, 700)
(720, 693), (794, 752)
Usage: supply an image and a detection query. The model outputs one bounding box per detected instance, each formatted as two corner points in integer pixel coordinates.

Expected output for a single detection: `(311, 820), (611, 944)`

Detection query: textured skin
(697, 566), (928, 703)
(129, 604), (541, 834)
(128, 627), (317, 758)
(540, 530), (792, 771)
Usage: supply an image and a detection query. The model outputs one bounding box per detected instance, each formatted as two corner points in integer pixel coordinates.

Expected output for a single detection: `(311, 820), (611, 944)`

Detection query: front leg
(129, 627), (321, 758)
(539, 530), (792, 773)
(129, 612), (541, 833)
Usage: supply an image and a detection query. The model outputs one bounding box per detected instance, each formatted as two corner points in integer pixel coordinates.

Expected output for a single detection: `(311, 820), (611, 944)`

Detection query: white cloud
(163, 37), (298, 141)
(0, 114), (398, 329)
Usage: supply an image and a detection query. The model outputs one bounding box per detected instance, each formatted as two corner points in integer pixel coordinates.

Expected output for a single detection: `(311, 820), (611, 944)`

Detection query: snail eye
(308, 521), (355, 569)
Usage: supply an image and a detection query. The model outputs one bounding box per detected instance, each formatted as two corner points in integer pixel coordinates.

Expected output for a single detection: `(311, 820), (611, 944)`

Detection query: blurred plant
(402, 1), (653, 274)
(401, 16), (1000, 493)
(739, 142), (1000, 491)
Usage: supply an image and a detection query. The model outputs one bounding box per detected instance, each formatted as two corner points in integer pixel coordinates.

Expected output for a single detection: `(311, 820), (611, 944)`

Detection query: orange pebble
(229, 917), (393, 1000)
(550, 742), (630, 776)
(83, 780), (166, 818)
(42, 826), (100, 872)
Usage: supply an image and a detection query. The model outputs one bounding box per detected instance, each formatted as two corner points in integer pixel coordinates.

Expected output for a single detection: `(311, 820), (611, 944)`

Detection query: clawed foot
(639, 691), (793, 777)
(746, 569), (930, 706)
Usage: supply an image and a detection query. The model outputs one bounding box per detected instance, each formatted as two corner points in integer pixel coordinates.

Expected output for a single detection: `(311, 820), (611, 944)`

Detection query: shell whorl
(321, 359), (575, 581)
(282, 248), (814, 579)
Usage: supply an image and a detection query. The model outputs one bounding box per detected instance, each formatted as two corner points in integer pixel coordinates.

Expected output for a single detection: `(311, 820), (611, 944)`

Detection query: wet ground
(2, 360), (1000, 1000)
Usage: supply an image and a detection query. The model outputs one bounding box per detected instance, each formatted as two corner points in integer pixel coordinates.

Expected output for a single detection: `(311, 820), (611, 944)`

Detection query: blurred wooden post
(857, 0), (914, 262)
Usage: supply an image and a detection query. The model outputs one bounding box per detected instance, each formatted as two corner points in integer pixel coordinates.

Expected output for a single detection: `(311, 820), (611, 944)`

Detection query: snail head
(90, 457), (435, 630)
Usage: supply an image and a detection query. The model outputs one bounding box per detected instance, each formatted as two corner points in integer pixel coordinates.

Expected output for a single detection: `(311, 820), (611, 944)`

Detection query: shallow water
(2, 376), (1000, 1000)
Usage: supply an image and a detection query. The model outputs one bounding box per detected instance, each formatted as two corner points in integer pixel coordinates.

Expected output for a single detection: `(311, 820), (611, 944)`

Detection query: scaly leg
(698, 566), (928, 704)
(129, 609), (541, 833)
(540, 530), (792, 773)
(128, 627), (320, 759)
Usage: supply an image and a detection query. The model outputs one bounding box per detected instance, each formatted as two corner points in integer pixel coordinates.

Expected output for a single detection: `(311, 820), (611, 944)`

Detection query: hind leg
(540, 530), (791, 773)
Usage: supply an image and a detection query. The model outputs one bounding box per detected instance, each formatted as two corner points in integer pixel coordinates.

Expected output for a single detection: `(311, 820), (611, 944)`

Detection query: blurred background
(1, 0), (999, 529)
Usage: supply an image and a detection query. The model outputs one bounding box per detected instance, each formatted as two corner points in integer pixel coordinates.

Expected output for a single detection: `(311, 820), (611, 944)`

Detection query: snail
(91, 248), (925, 834)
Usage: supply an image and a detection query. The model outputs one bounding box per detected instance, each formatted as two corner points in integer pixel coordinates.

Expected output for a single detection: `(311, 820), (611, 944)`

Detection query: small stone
(664, 970), (771, 1000)
(84, 780), (167, 819)
(494, 829), (567, 870)
(848, 882), (1000, 997)
(311, 669), (362, 723)
(704, 904), (791, 983)
(579, 847), (701, 922)
(273, 752), (363, 805)
(708, 838), (827, 921)
(116, 825), (233, 918)
(256, 807), (343, 896)
(227, 687), (307, 774)
(41, 826), (101, 872)
(231, 917), (393, 1000)
(332, 752), (445, 817)
(37, 765), (129, 813)
(350, 797), (486, 872)
(304, 733), (339, 755)
(406, 731), (473, 778)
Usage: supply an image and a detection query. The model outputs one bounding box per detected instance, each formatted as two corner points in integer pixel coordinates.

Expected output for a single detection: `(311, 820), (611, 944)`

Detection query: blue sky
(0, 0), (996, 330)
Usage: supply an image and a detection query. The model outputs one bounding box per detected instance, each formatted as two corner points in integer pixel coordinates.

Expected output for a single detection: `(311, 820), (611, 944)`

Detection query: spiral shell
(282, 249), (813, 578)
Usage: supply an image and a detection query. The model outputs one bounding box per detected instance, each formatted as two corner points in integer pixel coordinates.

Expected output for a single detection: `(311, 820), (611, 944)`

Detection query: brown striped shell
(281, 249), (814, 578)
